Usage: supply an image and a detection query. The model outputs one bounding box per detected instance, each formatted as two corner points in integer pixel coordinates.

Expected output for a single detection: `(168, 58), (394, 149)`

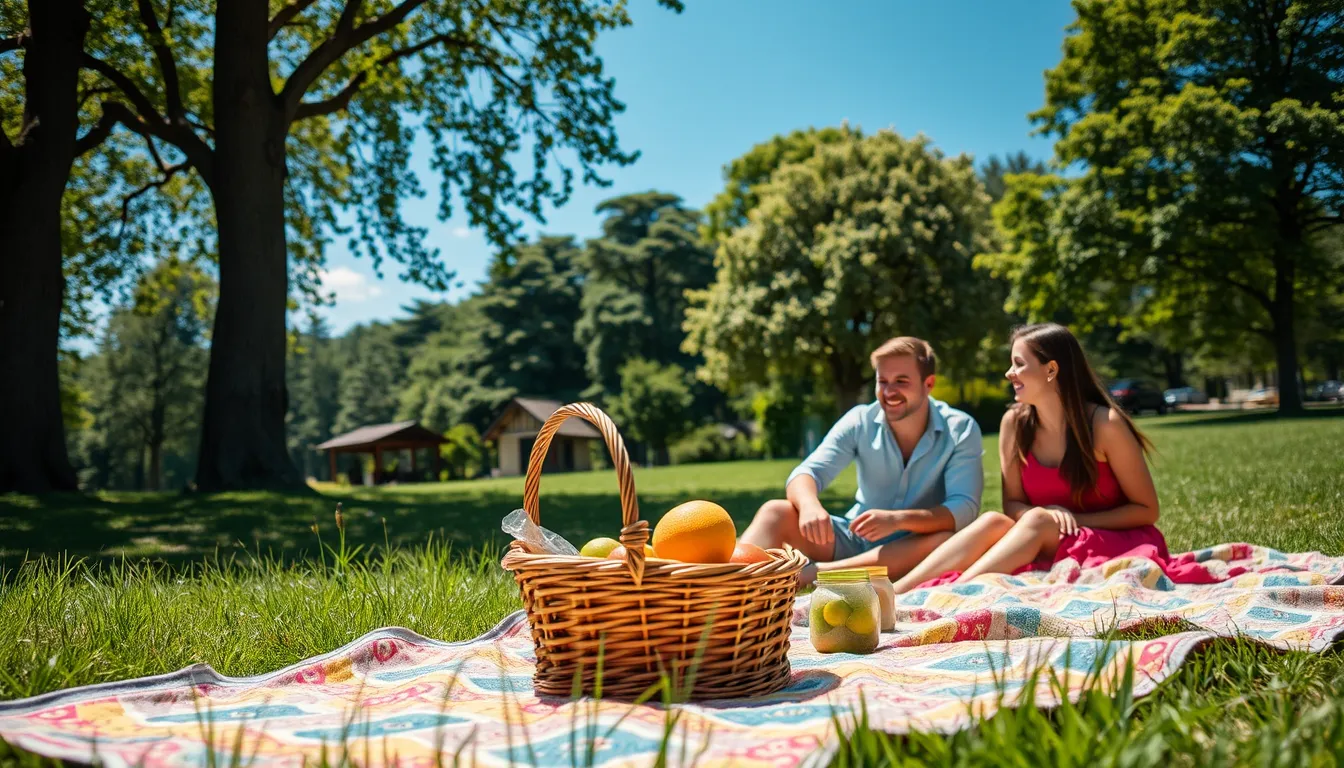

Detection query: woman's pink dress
(918, 454), (1232, 586)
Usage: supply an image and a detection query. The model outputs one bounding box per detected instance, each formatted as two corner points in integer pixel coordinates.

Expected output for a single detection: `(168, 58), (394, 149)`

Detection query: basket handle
(521, 402), (648, 583)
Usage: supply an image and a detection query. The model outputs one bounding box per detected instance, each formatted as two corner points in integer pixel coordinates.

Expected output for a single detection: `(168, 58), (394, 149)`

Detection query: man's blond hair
(870, 337), (937, 379)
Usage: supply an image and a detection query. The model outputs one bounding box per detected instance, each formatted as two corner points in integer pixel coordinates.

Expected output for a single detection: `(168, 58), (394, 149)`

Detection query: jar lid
(816, 568), (870, 584)
(864, 566), (890, 580)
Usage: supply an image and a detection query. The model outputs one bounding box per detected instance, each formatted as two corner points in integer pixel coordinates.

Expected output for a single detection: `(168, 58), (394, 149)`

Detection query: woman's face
(1006, 338), (1056, 406)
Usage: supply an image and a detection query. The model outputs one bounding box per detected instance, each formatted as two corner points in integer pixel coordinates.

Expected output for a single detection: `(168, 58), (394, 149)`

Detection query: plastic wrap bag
(501, 508), (579, 556)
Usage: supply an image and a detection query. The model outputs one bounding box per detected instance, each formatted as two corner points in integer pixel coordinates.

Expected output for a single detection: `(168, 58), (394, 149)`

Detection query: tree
(79, 0), (682, 490)
(70, 257), (213, 490)
(998, 0), (1344, 414)
(607, 358), (692, 466)
(978, 151), (1047, 203)
(286, 314), (340, 478)
(701, 124), (865, 243)
(333, 323), (401, 435)
(684, 129), (1000, 416)
(396, 297), (486, 431)
(575, 191), (715, 400)
(0, 0), (133, 492)
(465, 236), (589, 427)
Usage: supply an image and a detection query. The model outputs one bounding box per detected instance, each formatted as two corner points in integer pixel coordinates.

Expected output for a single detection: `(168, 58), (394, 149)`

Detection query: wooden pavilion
(315, 421), (446, 485)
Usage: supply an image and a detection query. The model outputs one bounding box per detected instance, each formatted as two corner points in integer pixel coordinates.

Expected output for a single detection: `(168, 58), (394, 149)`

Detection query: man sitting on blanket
(740, 336), (985, 585)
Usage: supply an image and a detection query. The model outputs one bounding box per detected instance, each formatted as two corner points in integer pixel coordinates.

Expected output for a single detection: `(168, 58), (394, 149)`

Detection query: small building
(483, 397), (601, 476)
(315, 421), (447, 485)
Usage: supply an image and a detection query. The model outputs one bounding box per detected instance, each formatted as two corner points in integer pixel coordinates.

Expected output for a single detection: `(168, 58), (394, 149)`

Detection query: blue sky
(315, 0), (1077, 333)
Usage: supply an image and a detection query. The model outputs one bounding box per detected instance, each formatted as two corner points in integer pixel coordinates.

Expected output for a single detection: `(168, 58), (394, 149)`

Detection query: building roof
(315, 421), (447, 452)
(482, 397), (602, 441)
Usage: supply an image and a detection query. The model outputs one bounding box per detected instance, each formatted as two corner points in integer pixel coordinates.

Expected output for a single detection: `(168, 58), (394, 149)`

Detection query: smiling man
(740, 337), (985, 585)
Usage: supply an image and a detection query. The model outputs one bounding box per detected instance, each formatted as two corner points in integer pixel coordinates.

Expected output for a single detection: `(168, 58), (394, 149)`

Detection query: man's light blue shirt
(786, 397), (985, 530)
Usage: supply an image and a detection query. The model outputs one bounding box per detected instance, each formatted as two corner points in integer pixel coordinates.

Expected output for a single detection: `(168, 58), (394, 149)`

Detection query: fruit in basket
(579, 537), (621, 558)
(607, 544), (656, 559)
(729, 541), (773, 564)
(652, 500), (736, 563)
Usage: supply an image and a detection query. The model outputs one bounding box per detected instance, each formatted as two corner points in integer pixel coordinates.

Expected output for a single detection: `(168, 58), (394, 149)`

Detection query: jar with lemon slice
(808, 569), (880, 654)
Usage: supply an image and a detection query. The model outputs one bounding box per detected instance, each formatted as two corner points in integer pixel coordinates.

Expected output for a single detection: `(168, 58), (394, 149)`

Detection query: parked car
(1244, 387), (1279, 407)
(1109, 378), (1167, 415)
(1163, 386), (1209, 406)
(1307, 380), (1343, 403)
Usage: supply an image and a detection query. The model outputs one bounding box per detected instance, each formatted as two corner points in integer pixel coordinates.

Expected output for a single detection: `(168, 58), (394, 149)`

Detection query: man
(740, 337), (985, 585)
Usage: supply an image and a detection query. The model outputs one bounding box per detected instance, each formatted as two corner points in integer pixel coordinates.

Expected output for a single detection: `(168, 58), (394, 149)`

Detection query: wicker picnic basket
(500, 402), (806, 700)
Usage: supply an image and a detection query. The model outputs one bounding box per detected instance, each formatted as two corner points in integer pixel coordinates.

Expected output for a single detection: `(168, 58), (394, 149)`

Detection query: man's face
(874, 355), (934, 423)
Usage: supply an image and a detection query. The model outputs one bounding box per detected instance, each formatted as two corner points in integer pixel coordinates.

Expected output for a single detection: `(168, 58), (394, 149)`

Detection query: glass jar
(864, 566), (896, 632)
(809, 569), (880, 654)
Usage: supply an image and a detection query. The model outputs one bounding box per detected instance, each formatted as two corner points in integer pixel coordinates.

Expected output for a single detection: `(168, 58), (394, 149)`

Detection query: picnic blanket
(2, 543), (1343, 768)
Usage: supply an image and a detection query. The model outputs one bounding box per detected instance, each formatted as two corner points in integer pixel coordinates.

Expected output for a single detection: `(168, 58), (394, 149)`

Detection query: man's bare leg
(740, 499), (834, 562)
(814, 530), (954, 582)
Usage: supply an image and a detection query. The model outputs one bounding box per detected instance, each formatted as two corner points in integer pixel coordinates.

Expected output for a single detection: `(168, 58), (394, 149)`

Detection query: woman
(891, 323), (1169, 592)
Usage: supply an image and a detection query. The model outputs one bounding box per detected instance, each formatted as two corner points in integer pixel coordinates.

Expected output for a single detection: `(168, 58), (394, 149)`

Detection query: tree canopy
(985, 0), (1344, 413)
(685, 129), (1001, 415)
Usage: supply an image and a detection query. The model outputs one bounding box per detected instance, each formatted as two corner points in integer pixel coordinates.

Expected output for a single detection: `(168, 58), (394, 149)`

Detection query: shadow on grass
(0, 483), (832, 572)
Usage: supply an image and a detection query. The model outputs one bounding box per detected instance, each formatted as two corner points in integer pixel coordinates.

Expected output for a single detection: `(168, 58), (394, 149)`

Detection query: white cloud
(320, 266), (384, 303)
(451, 226), (471, 238)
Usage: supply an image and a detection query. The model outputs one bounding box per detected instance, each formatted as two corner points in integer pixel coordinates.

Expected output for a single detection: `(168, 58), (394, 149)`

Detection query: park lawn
(2, 408), (1344, 765)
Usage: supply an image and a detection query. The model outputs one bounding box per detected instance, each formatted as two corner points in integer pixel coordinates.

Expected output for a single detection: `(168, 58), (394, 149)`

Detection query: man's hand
(849, 509), (908, 542)
(798, 503), (834, 550)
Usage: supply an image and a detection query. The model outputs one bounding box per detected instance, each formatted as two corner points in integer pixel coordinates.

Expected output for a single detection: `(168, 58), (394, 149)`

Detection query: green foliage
(668, 423), (758, 465)
(606, 358), (694, 465)
(286, 315), (341, 479)
(686, 129), (1004, 414)
(701, 124), (866, 243)
(469, 236), (589, 426)
(333, 323), (402, 435)
(575, 192), (716, 401)
(977, 150), (1047, 203)
(440, 423), (487, 480)
(986, 0), (1344, 411)
(66, 257), (215, 490)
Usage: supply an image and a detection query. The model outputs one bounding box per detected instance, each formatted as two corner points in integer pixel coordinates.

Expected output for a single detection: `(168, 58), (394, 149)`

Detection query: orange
(729, 541), (774, 564)
(652, 500), (737, 564)
(607, 544), (656, 559)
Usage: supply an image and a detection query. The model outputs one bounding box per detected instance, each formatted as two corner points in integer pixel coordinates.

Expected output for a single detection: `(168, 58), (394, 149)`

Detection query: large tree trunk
(1162, 350), (1184, 390)
(194, 0), (301, 490)
(1271, 225), (1304, 416)
(0, 1), (89, 493)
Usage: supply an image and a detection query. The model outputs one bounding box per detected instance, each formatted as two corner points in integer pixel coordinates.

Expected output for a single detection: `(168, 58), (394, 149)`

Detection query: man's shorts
(829, 514), (914, 561)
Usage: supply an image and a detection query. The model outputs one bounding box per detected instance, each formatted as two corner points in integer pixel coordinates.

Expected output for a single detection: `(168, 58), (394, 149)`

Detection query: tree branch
(118, 162), (190, 244)
(74, 107), (122, 156)
(1306, 213), (1344, 232)
(292, 31), (473, 120)
(83, 54), (165, 126)
(0, 31), (26, 54)
(269, 0), (321, 40)
(136, 0), (185, 120)
(293, 72), (368, 120)
(98, 100), (216, 188)
(280, 0), (429, 122)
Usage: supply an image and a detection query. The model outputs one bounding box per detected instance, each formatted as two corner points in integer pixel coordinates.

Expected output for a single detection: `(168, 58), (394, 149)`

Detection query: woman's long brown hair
(1011, 323), (1153, 503)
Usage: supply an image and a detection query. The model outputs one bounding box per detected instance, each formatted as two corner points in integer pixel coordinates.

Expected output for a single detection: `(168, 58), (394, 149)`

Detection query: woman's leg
(890, 512), (1016, 593)
(955, 507), (1062, 583)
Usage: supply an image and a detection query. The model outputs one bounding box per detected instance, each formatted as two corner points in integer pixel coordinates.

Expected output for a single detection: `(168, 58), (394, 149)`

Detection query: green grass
(2, 409), (1344, 765)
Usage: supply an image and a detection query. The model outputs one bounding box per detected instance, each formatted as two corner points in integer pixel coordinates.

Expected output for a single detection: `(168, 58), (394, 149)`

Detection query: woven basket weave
(500, 402), (805, 700)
